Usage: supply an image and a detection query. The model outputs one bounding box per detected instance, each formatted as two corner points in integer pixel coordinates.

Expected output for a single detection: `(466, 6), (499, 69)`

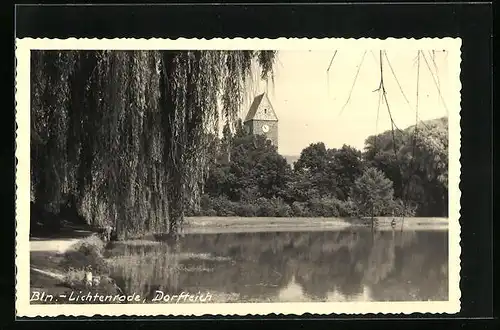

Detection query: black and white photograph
(15, 38), (461, 316)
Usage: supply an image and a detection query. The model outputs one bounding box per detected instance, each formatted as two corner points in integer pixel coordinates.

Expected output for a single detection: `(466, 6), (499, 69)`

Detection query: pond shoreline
(181, 216), (449, 234)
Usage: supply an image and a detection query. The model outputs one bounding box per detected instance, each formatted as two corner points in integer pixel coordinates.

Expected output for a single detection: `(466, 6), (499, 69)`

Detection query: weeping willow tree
(30, 50), (276, 238)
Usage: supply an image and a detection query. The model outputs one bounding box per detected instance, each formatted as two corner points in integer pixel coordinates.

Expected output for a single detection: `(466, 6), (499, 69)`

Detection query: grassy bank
(136, 216), (448, 238)
(30, 235), (123, 304)
(182, 216), (449, 234)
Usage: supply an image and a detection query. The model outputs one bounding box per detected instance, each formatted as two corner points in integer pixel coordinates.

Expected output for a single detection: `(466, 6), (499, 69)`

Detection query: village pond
(105, 227), (448, 303)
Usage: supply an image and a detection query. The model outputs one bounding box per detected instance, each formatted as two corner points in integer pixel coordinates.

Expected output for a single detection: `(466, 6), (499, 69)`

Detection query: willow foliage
(31, 50), (276, 238)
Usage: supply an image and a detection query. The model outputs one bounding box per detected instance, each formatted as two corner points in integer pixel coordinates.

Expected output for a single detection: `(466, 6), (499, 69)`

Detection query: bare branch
(326, 50), (337, 96)
(326, 50), (338, 74)
(337, 51), (367, 118)
(421, 52), (449, 116)
(383, 51), (432, 131)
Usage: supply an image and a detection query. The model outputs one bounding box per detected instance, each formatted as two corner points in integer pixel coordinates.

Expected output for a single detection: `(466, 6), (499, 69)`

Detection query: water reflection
(108, 229), (448, 303)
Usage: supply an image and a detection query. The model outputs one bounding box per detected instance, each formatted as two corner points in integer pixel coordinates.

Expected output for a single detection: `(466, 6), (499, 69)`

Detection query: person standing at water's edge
(84, 265), (93, 287)
(105, 224), (113, 242)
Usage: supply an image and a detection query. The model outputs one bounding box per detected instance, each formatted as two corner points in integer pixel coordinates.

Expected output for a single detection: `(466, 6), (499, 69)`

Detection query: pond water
(107, 229), (448, 303)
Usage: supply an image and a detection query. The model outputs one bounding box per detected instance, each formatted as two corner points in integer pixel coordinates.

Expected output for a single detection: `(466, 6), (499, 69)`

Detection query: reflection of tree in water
(363, 231), (397, 285)
(368, 231), (448, 301)
(107, 244), (181, 301)
(108, 229), (448, 302)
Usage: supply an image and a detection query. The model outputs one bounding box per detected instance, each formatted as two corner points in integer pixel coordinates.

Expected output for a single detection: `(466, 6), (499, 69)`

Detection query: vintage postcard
(16, 37), (461, 317)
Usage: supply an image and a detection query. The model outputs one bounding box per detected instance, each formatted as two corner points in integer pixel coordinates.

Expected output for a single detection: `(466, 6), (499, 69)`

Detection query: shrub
(203, 208), (218, 217)
(272, 198), (293, 217)
(351, 167), (395, 217)
(209, 196), (237, 216)
(307, 197), (340, 217)
(336, 198), (360, 217)
(199, 194), (211, 210)
(386, 198), (417, 217)
(234, 202), (259, 217)
(61, 235), (108, 274)
(256, 197), (276, 217)
(184, 208), (196, 217)
(291, 201), (307, 217)
(195, 195), (365, 218)
(63, 267), (87, 288)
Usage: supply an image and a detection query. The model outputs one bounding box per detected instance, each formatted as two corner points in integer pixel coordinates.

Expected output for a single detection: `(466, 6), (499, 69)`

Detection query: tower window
(264, 109), (267, 114)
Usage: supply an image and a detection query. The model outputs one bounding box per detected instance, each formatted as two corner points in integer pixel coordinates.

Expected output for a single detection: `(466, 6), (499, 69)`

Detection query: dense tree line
(192, 117), (449, 218)
(30, 50), (276, 238)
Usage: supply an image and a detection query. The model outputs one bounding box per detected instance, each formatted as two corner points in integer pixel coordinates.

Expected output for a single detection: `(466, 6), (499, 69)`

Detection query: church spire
(243, 93), (279, 149)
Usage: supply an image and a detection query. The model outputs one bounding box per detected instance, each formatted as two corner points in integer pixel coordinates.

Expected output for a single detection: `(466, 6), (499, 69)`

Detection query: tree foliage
(289, 143), (364, 202)
(31, 50), (276, 238)
(204, 126), (293, 203)
(364, 117), (448, 216)
(200, 117), (447, 218)
(350, 168), (395, 218)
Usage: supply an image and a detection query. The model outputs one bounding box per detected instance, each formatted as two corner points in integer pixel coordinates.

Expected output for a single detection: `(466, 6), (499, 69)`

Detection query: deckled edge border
(14, 37), (462, 318)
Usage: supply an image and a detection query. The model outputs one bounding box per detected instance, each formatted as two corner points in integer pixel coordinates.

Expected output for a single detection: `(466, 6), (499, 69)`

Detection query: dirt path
(30, 266), (65, 281)
(30, 237), (84, 253)
(30, 229), (95, 254)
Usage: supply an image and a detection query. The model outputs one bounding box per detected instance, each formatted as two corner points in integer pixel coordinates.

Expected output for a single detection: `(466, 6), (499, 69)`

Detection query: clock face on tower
(262, 124), (270, 133)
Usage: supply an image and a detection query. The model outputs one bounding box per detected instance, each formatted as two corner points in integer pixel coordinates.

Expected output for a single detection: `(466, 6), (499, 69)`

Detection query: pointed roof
(244, 93), (278, 123)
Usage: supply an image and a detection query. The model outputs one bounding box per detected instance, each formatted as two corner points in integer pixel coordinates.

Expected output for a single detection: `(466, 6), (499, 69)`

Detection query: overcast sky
(238, 49), (453, 156)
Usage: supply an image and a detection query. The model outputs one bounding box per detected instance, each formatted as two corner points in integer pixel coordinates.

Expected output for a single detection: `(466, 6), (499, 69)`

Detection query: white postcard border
(15, 37), (462, 317)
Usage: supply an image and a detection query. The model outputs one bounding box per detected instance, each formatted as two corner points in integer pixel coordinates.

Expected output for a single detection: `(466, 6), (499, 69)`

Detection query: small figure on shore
(100, 223), (115, 242)
(84, 265), (93, 287)
(104, 225), (113, 242)
(390, 211), (397, 228)
(92, 275), (101, 287)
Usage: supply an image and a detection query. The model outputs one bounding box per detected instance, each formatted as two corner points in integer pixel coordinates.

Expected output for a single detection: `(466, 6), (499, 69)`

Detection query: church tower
(243, 93), (279, 149)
